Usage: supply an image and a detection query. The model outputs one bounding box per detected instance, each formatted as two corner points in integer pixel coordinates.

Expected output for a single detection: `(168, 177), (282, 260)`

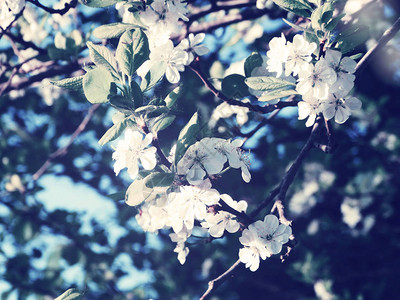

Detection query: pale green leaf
(245, 76), (295, 91)
(271, 0), (312, 17)
(144, 172), (175, 188)
(140, 61), (167, 91)
(151, 115), (176, 134)
(87, 41), (118, 76)
(51, 76), (84, 91)
(164, 86), (181, 108)
(80, 0), (121, 8)
(116, 29), (149, 76)
(98, 116), (137, 146)
(175, 112), (200, 164)
(83, 67), (113, 104)
(258, 89), (298, 102)
(93, 23), (137, 39)
(55, 288), (84, 300)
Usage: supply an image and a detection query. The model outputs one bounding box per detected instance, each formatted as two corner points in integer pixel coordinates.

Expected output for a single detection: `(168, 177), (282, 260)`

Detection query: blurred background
(1, 0), (400, 299)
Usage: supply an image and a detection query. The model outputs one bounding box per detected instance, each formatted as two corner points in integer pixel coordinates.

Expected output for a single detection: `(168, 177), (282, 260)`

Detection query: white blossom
(170, 225), (191, 264)
(201, 194), (248, 238)
(136, 195), (170, 232)
(285, 34), (317, 77)
(296, 58), (337, 100)
(177, 33), (209, 65)
(324, 49), (357, 95)
(138, 39), (187, 84)
(112, 129), (157, 179)
(239, 215), (292, 271)
(322, 93), (362, 124)
(0, 0), (25, 29)
(209, 101), (250, 127)
(177, 138), (227, 185)
(298, 93), (322, 127)
(214, 139), (251, 183)
(167, 179), (220, 234)
(266, 33), (289, 77)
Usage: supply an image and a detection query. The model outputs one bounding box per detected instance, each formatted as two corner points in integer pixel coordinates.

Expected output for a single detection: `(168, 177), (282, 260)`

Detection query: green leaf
(244, 52), (263, 77)
(98, 116), (137, 146)
(116, 29), (149, 76)
(83, 67), (113, 104)
(51, 76), (84, 91)
(109, 95), (135, 113)
(93, 23), (137, 39)
(146, 107), (169, 118)
(245, 76), (295, 91)
(349, 53), (363, 61)
(311, 2), (334, 30)
(283, 19), (316, 35)
(271, 0), (312, 17)
(140, 61), (167, 91)
(86, 41), (118, 77)
(131, 80), (143, 108)
(144, 172), (175, 188)
(164, 86), (181, 108)
(175, 112), (200, 164)
(125, 177), (164, 206)
(80, 0), (120, 8)
(151, 115), (176, 134)
(324, 13), (345, 32)
(258, 89), (298, 102)
(221, 74), (250, 99)
(336, 25), (369, 54)
(55, 288), (84, 300)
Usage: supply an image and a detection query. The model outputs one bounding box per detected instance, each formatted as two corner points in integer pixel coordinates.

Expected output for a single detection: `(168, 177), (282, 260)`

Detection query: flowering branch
(26, 0), (78, 15)
(356, 16), (400, 74)
(189, 61), (298, 114)
(32, 104), (100, 181)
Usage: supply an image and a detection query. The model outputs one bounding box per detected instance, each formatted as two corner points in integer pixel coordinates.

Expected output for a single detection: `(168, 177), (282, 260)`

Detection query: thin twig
(199, 259), (242, 300)
(356, 16), (400, 74)
(271, 200), (291, 226)
(32, 104), (100, 181)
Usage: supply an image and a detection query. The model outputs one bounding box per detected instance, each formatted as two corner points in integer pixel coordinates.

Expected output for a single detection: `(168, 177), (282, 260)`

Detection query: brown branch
(189, 61), (298, 114)
(218, 199), (253, 225)
(0, 59), (87, 94)
(250, 118), (322, 219)
(200, 259), (242, 300)
(188, 0), (256, 23)
(32, 104), (100, 181)
(356, 16), (400, 74)
(26, 0), (78, 15)
(187, 6), (286, 35)
(271, 200), (291, 226)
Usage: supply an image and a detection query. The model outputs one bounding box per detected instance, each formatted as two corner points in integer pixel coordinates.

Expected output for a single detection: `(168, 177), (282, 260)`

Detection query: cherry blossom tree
(1, 0), (400, 299)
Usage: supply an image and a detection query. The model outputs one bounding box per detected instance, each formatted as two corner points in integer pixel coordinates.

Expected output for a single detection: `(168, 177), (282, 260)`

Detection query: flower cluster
(111, 128), (252, 264)
(0, 0), (25, 30)
(177, 137), (251, 185)
(133, 1), (209, 84)
(266, 34), (362, 126)
(239, 214), (292, 271)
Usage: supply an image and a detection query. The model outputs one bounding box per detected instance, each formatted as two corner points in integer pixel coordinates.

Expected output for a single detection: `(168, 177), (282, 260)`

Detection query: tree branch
(26, 0), (78, 15)
(356, 16), (400, 74)
(32, 104), (100, 181)
(200, 259), (242, 300)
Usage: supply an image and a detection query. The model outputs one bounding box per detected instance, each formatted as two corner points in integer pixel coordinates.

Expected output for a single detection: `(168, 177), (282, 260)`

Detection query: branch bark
(356, 16), (400, 74)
